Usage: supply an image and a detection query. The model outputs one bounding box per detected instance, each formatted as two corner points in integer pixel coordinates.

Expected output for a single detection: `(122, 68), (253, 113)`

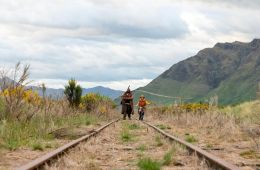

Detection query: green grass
(137, 157), (161, 170)
(32, 142), (44, 151)
(128, 123), (140, 130)
(185, 134), (197, 143)
(137, 144), (147, 152)
(156, 124), (171, 130)
(3, 137), (19, 151)
(155, 136), (163, 146)
(137, 148), (177, 169)
(0, 114), (98, 150)
(120, 130), (134, 142)
(162, 148), (176, 166)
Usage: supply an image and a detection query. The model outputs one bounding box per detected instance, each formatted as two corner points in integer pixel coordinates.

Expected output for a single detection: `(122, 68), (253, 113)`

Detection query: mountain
(82, 86), (123, 99)
(31, 86), (123, 100)
(0, 78), (122, 99)
(29, 86), (64, 99)
(134, 39), (260, 105)
(0, 77), (18, 88)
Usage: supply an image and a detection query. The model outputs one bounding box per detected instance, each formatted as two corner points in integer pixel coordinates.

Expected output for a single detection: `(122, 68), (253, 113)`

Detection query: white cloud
(0, 0), (260, 90)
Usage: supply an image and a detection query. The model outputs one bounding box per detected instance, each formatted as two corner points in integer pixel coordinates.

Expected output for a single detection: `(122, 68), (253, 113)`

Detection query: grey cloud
(0, 0), (260, 89)
(102, 21), (188, 39)
(206, 0), (260, 9)
(0, 0), (189, 40)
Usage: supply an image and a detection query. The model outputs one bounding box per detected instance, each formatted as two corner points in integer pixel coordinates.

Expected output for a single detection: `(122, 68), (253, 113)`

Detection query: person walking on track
(136, 95), (150, 121)
(121, 86), (134, 120)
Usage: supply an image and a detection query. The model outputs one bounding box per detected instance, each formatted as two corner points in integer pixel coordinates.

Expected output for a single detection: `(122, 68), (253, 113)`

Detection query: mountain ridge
(0, 77), (122, 99)
(31, 85), (123, 100)
(134, 39), (260, 105)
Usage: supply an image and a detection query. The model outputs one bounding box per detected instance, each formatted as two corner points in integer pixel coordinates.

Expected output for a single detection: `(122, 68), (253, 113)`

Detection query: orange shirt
(138, 99), (147, 107)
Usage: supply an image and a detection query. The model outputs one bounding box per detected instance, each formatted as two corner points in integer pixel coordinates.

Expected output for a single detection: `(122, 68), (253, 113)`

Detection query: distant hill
(31, 86), (123, 100)
(0, 78), (122, 100)
(29, 86), (64, 99)
(134, 39), (260, 105)
(82, 86), (123, 99)
(0, 77), (17, 88)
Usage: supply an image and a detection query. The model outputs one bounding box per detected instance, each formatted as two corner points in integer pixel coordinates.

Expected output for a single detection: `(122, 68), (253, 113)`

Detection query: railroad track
(141, 120), (241, 170)
(16, 119), (121, 170)
(16, 118), (241, 170)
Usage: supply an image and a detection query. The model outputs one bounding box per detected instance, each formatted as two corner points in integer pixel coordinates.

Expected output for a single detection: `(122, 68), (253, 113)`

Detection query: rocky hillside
(135, 39), (260, 105)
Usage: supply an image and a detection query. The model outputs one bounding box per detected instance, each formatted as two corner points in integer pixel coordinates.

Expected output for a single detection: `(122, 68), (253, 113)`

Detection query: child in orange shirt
(136, 95), (150, 120)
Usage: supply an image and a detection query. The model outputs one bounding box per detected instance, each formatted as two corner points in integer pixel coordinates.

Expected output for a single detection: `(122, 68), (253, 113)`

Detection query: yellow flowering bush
(179, 103), (209, 112)
(1, 88), (41, 106)
(23, 89), (41, 106)
(0, 86), (42, 120)
(81, 93), (115, 112)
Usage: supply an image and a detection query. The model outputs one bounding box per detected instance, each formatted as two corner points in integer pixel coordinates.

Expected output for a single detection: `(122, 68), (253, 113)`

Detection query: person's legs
(126, 105), (131, 120)
(140, 111), (144, 120)
(128, 113), (131, 120)
(123, 112), (127, 120)
(141, 107), (146, 120)
(138, 109), (142, 120)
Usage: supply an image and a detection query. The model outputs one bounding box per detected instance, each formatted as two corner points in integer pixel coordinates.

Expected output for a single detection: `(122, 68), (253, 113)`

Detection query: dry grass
(146, 101), (260, 170)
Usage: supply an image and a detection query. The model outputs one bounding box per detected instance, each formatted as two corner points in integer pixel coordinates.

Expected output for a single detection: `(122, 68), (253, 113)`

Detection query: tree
(64, 79), (82, 108)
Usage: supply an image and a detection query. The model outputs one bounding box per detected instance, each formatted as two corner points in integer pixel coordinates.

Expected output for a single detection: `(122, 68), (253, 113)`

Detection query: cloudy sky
(0, 0), (260, 90)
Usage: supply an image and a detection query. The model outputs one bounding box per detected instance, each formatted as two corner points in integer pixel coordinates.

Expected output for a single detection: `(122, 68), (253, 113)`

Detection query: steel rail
(16, 118), (120, 170)
(141, 120), (241, 170)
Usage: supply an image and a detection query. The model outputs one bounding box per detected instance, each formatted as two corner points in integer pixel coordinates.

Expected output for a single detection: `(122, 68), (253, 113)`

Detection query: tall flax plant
(64, 79), (82, 108)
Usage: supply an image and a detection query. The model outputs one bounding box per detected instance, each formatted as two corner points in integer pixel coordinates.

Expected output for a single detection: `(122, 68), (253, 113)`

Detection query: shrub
(64, 79), (82, 108)
(179, 103), (209, 113)
(81, 93), (115, 113)
(0, 62), (42, 121)
(2, 88), (42, 121)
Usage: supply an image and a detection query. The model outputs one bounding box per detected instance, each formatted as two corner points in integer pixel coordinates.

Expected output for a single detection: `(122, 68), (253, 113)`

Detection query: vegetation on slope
(136, 39), (260, 105)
